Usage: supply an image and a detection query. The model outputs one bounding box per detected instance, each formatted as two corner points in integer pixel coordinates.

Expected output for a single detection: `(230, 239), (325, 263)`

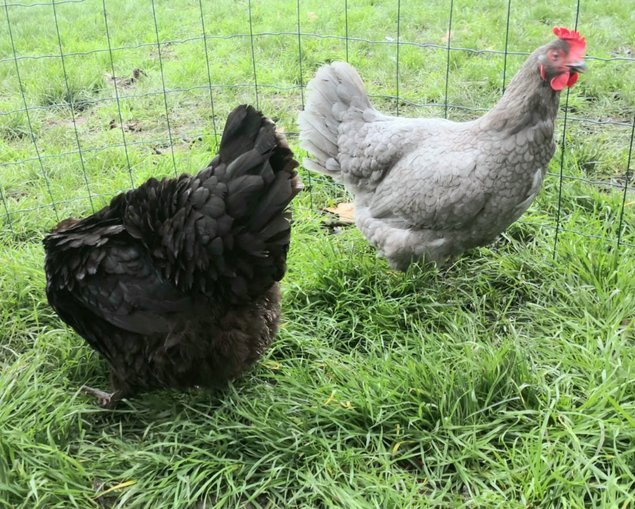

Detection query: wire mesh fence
(0, 0), (633, 252)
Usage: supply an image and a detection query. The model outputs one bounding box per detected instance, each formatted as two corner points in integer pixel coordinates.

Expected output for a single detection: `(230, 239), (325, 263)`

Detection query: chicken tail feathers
(298, 61), (373, 180)
(173, 105), (302, 300)
(214, 105), (303, 299)
(217, 105), (302, 224)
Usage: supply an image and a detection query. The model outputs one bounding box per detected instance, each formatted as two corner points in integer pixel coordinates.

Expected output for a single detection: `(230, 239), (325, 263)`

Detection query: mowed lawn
(0, 0), (634, 507)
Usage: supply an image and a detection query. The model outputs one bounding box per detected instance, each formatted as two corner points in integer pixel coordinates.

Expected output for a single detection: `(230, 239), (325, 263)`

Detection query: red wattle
(567, 72), (579, 87)
(550, 73), (570, 91)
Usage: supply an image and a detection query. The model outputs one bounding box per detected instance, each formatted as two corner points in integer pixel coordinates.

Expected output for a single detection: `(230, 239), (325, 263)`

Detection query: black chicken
(44, 105), (302, 407)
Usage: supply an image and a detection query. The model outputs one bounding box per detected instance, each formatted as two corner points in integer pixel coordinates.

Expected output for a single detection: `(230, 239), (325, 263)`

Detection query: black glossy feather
(44, 105), (302, 405)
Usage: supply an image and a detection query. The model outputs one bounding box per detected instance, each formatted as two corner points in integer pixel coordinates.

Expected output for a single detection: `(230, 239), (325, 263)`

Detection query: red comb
(553, 26), (586, 60)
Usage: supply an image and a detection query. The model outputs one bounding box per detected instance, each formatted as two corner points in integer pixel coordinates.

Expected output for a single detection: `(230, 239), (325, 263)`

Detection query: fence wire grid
(0, 0), (634, 253)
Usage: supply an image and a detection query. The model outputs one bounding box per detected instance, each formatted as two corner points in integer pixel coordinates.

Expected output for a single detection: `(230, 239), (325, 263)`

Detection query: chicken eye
(549, 49), (560, 61)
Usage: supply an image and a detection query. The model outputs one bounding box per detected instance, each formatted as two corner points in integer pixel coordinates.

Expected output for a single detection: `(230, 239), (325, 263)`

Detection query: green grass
(1, 0), (634, 507)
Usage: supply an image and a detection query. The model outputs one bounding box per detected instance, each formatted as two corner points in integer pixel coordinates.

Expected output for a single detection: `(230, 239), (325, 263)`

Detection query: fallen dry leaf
(324, 202), (355, 224)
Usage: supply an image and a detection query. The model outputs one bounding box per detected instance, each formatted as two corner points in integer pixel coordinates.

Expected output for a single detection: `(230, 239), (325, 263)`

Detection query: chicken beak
(567, 61), (586, 73)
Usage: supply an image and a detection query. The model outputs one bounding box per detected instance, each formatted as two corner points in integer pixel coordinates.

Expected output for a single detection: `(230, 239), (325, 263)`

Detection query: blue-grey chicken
(298, 27), (586, 270)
